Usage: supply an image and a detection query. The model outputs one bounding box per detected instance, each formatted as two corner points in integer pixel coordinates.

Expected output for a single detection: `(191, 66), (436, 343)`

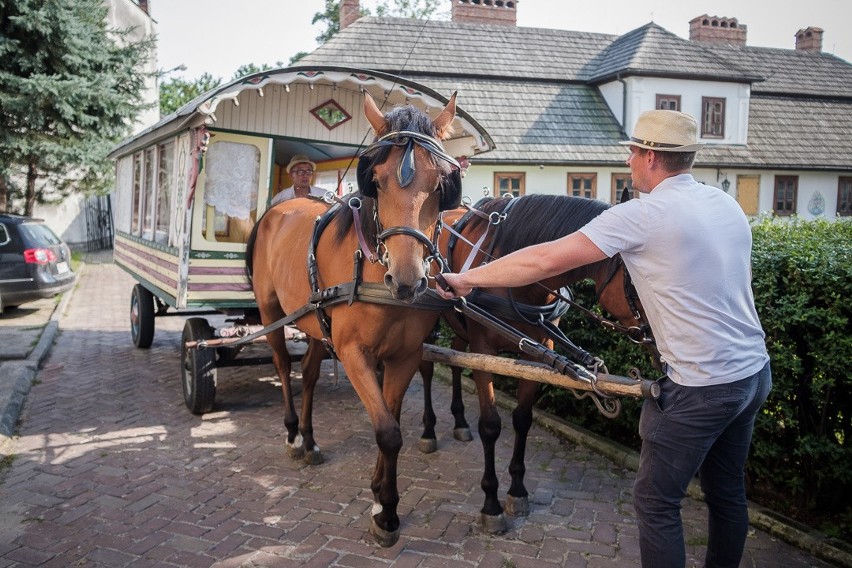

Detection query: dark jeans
(633, 361), (772, 568)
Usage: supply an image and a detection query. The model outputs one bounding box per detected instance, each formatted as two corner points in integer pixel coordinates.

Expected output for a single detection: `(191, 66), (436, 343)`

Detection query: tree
(158, 63), (285, 118)
(312, 0), (444, 45)
(159, 73), (222, 117)
(0, 0), (154, 215)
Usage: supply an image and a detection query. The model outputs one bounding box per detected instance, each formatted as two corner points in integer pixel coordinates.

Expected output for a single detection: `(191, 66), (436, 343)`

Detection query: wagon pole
(421, 344), (658, 400)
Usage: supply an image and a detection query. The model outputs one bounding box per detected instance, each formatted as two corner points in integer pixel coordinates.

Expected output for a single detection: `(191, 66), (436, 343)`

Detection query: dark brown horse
(246, 92), (460, 547)
(418, 194), (659, 533)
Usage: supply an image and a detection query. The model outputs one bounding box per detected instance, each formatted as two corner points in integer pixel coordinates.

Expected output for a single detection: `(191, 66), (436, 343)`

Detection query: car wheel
(130, 284), (155, 348)
(181, 317), (217, 414)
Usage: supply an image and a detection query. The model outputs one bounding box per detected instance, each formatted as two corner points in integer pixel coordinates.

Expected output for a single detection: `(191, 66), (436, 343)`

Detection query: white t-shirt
(579, 173), (769, 386)
(271, 185), (327, 205)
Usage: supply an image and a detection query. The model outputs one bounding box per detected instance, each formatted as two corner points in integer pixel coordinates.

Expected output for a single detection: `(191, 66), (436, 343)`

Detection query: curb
(0, 265), (77, 456)
(439, 369), (852, 568)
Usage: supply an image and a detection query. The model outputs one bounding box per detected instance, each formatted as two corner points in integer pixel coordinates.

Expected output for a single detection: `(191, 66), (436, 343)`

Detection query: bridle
(348, 129), (460, 267)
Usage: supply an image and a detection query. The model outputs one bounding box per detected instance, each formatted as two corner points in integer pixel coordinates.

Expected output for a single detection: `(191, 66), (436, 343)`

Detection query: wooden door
(736, 175), (760, 216)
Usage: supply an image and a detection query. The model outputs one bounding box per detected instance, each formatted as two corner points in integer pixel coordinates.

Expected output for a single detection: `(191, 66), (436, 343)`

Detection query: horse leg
(297, 339), (327, 465)
(265, 325), (303, 460)
(341, 350), (415, 548)
(505, 378), (538, 517)
(418, 358), (438, 454)
(471, 368), (508, 534)
(449, 334), (473, 442)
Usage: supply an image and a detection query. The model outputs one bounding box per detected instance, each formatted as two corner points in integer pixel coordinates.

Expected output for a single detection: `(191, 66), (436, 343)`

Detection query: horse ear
(439, 168), (462, 211)
(620, 186), (632, 204)
(433, 92), (457, 140)
(364, 91), (386, 135)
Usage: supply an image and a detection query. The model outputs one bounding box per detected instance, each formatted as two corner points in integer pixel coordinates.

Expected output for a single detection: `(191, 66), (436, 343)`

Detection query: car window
(0, 224), (9, 247)
(19, 222), (62, 246)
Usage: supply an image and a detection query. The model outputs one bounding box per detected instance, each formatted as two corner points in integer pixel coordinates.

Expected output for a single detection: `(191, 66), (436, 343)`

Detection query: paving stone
(0, 259), (840, 568)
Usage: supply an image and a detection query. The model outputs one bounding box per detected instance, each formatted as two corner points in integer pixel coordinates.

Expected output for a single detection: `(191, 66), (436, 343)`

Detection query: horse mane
(490, 194), (610, 255)
(334, 103), (447, 242)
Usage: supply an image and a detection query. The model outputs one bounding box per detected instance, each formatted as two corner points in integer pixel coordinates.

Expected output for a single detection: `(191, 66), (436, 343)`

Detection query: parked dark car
(0, 214), (76, 314)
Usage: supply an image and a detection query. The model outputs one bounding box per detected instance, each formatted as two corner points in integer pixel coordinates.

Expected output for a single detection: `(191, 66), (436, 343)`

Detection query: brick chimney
(136, 0), (149, 14)
(795, 26), (824, 52)
(341, 0), (360, 30)
(689, 14), (747, 47)
(452, 0), (518, 27)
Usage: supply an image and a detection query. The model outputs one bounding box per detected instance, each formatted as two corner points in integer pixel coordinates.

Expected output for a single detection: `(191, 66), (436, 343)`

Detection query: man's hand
(435, 272), (471, 299)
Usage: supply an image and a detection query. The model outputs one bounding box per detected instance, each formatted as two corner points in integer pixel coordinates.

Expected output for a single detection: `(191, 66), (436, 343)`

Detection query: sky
(152, 0), (852, 82)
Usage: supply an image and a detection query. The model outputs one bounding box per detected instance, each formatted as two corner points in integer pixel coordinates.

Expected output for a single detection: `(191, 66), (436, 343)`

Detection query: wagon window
(156, 141), (174, 245)
(202, 141), (260, 243)
(131, 152), (143, 235)
(142, 147), (156, 239)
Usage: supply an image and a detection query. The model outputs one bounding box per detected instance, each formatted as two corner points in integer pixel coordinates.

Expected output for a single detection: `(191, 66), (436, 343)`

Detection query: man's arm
(436, 231), (607, 298)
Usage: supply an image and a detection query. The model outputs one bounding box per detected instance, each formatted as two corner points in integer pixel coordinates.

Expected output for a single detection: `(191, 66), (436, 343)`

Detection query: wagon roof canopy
(110, 66), (495, 160)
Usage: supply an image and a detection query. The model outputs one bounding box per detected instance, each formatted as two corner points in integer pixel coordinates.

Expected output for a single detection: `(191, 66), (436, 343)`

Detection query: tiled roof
(702, 44), (852, 98)
(583, 23), (761, 83)
(300, 17), (617, 81)
(300, 17), (852, 169)
(700, 95), (852, 170)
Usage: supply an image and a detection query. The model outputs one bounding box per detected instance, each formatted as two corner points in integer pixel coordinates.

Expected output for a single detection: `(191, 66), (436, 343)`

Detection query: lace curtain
(203, 141), (259, 220)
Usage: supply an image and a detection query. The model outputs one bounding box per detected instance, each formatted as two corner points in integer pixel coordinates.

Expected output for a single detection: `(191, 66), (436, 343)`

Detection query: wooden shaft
(421, 344), (656, 399)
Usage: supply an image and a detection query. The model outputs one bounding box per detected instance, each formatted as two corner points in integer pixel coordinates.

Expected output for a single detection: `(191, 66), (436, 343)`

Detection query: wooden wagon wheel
(130, 283), (155, 348)
(181, 317), (217, 414)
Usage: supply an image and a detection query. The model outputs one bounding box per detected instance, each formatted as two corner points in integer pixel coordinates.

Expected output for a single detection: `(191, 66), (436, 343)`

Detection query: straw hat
(285, 154), (316, 174)
(620, 110), (705, 152)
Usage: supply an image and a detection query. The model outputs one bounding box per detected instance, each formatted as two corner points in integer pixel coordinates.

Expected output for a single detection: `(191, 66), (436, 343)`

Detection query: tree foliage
(158, 73), (222, 117)
(0, 0), (153, 215)
(312, 0), (445, 45)
(158, 63), (284, 118)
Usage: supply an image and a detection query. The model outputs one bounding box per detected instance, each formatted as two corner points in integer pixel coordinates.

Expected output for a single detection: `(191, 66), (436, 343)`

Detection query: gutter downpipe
(617, 73), (628, 134)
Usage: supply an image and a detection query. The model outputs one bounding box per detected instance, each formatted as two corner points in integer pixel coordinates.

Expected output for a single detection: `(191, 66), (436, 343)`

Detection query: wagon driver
(436, 109), (772, 568)
(271, 154), (326, 205)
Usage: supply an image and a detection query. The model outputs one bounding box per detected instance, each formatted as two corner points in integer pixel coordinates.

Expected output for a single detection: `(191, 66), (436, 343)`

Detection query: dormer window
(702, 97), (726, 138)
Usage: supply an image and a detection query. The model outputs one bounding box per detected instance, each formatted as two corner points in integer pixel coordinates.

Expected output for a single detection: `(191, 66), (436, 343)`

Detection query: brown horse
(418, 194), (660, 533)
(245, 92), (460, 547)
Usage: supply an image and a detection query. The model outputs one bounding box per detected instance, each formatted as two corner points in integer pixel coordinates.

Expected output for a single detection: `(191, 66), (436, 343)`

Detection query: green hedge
(540, 215), (851, 538)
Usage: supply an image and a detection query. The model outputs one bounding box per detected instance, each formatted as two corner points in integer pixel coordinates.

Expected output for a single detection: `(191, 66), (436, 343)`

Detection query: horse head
(357, 92), (459, 303)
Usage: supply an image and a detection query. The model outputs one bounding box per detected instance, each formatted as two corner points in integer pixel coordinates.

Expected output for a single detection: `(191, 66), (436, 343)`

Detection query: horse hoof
(370, 515), (400, 548)
(303, 450), (324, 465)
(480, 512), (508, 534)
(505, 494), (530, 517)
(453, 427), (473, 442)
(418, 437), (437, 454)
(286, 444), (305, 460)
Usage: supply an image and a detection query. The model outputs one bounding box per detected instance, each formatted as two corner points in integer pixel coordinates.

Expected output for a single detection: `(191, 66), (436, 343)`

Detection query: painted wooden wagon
(108, 66), (494, 412)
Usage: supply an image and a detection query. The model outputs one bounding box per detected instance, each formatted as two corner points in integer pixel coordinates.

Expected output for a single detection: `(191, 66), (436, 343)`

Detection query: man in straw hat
(271, 154), (327, 205)
(437, 110), (771, 568)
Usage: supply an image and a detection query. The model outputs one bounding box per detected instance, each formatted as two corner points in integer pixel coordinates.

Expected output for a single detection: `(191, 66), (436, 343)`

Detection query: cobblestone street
(0, 257), (835, 567)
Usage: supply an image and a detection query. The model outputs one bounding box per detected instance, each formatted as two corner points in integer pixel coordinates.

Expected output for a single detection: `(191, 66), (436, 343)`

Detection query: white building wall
(605, 76), (749, 146)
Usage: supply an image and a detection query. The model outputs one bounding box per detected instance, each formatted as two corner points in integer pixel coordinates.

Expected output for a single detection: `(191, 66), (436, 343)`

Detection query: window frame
(611, 173), (637, 203)
(493, 172), (525, 197)
(567, 172), (597, 199)
(773, 175), (798, 216)
(837, 177), (852, 217)
(656, 94), (681, 111)
(701, 97), (726, 138)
